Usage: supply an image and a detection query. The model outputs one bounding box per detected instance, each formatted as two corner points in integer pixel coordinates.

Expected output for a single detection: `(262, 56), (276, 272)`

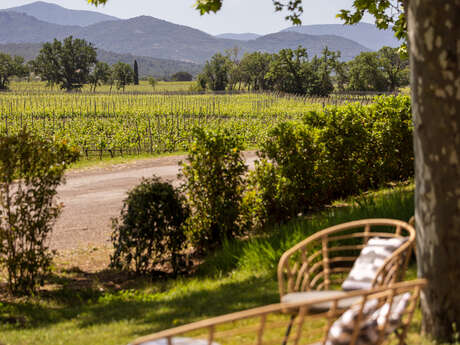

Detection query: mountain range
(283, 23), (399, 51)
(0, 42), (203, 78)
(4, 1), (118, 26)
(0, 1), (401, 76)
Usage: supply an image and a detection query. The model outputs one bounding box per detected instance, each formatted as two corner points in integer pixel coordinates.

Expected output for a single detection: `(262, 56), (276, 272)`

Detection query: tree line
(197, 45), (409, 96)
(0, 36), (194, 92)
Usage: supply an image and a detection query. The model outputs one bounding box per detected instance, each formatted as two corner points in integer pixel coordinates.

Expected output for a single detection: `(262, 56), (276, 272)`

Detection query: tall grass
(203, 184), (414, 276)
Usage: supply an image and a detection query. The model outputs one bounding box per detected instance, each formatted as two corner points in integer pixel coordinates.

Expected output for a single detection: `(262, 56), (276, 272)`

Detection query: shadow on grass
(0, 184), (414, 338)
(1, 268), (278, 337)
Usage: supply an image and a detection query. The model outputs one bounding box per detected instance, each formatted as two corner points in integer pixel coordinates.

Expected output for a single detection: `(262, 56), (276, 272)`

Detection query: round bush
(110, 176), (189, 275)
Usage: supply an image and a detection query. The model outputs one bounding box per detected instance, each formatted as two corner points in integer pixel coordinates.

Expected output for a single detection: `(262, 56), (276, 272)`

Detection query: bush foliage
(110, 177), (189, 275)
(180, 128), (247, 251)
(249, 95), (413, 226)
(0, 130), (79, 295)
(113, 95), (413, 264)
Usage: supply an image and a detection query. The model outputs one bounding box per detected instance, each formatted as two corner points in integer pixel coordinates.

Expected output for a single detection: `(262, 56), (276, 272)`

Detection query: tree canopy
(31, 36), (97, 91)
(0, 53), (28, 90)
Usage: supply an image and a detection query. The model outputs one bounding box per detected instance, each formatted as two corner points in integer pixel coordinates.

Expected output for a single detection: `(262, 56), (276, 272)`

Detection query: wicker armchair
(129, 279), (426, 345)
(277, 219), (416, 312)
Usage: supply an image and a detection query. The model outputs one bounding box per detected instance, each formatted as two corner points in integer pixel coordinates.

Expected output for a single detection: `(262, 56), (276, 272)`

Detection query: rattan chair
(129, 279), (426, 345)
(277, 219), (416, 312)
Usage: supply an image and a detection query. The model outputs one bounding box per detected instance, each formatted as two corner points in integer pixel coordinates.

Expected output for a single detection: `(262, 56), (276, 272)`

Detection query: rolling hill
(0, 11), (79, 43)
(0, 3), (371, 63)
(5, 1), (119, 26)
(249, 31), (369, 61)
(215, 33), (261, 41)
(284, 23), (400, 50)
(0, 43), (202, 78)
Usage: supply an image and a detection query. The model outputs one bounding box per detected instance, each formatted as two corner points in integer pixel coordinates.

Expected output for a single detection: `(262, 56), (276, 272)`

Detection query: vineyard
(0, 82), (378, 158)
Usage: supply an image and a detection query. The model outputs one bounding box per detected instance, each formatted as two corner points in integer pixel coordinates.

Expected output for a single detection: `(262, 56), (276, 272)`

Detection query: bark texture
(409, 0), (460, 342)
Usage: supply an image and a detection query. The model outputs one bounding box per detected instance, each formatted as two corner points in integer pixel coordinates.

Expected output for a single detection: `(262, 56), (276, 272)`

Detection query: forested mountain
(0, 12), (79, 43)
(5, 1), (119, 26)
(284, 23), (399, 51)
(0, 12), (370, 63)
(0, 43), (202, 78)
(215, 33), (261, 41)
(250, 31), (369, 61)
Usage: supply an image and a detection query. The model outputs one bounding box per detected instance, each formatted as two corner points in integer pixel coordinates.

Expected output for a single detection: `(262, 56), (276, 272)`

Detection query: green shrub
(311, 103), (374, 198)
(249, 122), (324, 226)
(110, 176), (189, 275)
(252, 95), (413, 227)
(0, 130), (79, 295)
(180, 128), (247, 251)
(368, 95), (413, 184)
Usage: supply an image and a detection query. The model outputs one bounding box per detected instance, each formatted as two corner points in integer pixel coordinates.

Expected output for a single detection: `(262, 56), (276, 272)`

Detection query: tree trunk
(409, 0), (460, 342)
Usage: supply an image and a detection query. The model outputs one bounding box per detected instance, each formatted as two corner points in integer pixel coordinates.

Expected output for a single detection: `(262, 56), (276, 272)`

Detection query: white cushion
(324, 293), (411, 345)
(137, 337), (220, 345)
(341, 237), (407, 291)
(281, 290), (362, 312)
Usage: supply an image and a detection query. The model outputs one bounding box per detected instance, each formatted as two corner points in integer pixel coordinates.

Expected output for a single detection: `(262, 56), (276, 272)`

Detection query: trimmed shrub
(368, 95), (413, 184)
(311, 103), (374, 198)
(0, 130), (79, 295)
(249, 122), (324, 226)
(180, 128), (247, 251)
(251, 95), (413, 227)
(110, 177), (189, 275)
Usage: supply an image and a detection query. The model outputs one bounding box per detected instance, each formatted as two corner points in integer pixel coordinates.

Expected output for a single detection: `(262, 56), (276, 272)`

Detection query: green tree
(377, 46), (409, 91)
(148, 76), (157, 90)
(309, 47), (337, 96)
(133, 59), (139, 85)
(171, 71), (193, 81)
(32, 36), (97, 91)
(112, 62), (134, 91)
(199, 53), (230, 91)
(347, 51), (389, 91)
(0, 53), (28, 90)
(225, 47), (242, 91)
(265, 47), (328, 96)
(239, 52), (272, 91)
(88, 61), (111, 92)
(0, 131), (79, 295)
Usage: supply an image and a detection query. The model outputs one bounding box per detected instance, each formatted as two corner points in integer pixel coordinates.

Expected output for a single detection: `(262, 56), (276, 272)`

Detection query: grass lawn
(0, 182), (442, 345)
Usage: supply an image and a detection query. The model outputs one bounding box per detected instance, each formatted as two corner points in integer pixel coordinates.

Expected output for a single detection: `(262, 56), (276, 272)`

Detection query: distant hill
(0, 12), (79, 43)
(73, 15), (237, 63)
(284, 23), (400, 51)
(73, 16), (370, 62)
(0, 10), (371, 63)
(0, 43), (202, 78)
(4, 1), (119, 27)
(249, 31), (370, 61)
(215, 33), (261, 41)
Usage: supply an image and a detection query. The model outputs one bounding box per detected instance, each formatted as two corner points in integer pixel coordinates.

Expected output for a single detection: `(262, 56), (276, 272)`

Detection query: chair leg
(282, 314), (296, 345)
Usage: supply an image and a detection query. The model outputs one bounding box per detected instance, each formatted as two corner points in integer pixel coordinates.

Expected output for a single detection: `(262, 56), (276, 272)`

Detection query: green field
(0, 81), (378, 159)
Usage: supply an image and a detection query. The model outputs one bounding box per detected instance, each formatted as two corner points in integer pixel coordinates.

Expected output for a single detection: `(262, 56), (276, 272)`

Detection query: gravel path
(52, 152), (258, 250)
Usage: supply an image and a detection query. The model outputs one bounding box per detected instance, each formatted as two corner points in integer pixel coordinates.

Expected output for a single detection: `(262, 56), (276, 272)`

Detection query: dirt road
(52, 152), (258, 250)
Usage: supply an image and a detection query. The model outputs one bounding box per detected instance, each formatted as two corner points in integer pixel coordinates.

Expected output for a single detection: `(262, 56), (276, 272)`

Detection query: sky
(0, 0), (373, 35)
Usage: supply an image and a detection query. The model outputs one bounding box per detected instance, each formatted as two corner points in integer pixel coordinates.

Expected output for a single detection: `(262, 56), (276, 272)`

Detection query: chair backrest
(277, 219), (416, 298)
(129, 279), (426, 345)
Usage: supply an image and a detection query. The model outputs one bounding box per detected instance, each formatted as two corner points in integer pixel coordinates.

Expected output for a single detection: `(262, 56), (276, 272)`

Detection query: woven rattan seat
(129, 280), (426, 345)
(277, 219), (416, 302)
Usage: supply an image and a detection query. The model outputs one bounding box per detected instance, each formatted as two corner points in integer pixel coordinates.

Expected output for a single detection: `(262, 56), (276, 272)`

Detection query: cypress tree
(133, 60), (139, 85)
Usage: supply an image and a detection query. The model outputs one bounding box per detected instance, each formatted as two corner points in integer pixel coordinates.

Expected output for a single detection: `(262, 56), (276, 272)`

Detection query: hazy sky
(0, 0), (373, 35)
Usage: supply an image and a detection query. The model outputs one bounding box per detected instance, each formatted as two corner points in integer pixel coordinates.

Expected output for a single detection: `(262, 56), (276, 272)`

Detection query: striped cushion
(325, 293), (410, 345)
(341, 237), (407, 291)
(136, 337), (220, 345)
